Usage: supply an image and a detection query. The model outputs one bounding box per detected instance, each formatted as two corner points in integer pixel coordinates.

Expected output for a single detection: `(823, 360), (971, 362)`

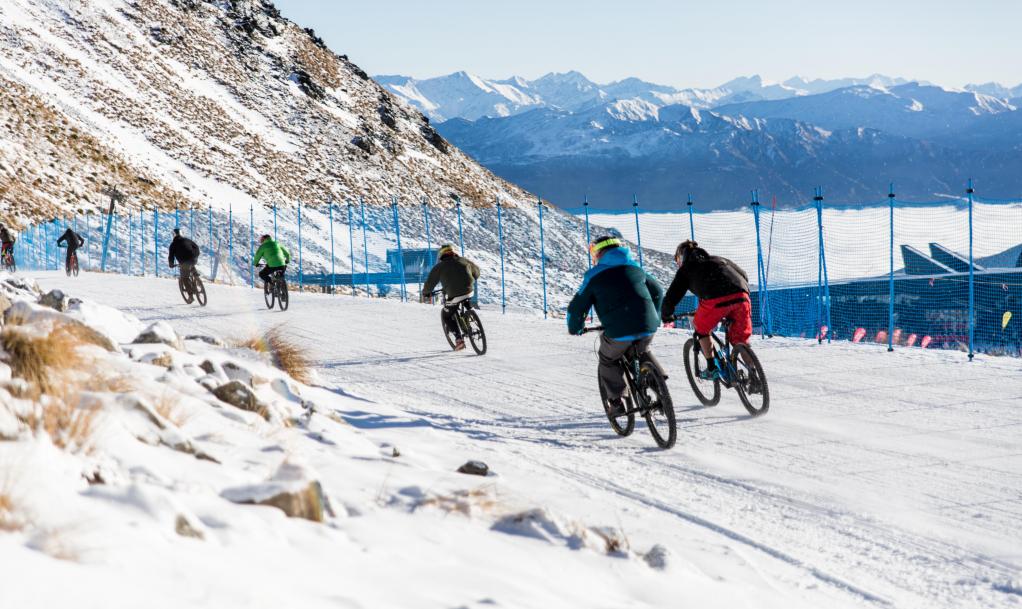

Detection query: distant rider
(0, 224), (15, 263)
(56, 226), (85, 273)
(661, 240), (757, 388)
(567, 234), (664, 416)
(421, 244), (480, 351)
(167, 228), (201, 276)
(252, 234), (291, 286)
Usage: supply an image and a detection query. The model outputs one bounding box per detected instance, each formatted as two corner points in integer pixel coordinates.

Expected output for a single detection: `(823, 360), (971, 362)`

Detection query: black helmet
(260, 234), (271, 243)
(172, 227), (181, 236)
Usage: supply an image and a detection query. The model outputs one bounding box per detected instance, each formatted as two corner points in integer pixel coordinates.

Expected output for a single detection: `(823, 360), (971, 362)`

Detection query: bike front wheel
(599, 371), (635, 437)
(264, 279), (275, 309)
(731, 344), (769, 416)
(71, 255), (79, 277)
(683, 338), (721, 406)
(464, 310), (486, 355)
(639, 359), (676, 449)
(277, 280), (289, 311)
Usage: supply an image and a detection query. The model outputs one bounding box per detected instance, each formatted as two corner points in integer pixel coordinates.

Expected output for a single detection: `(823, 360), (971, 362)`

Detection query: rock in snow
(212, 380), (268, 420)
(133, 321), (183, 350)
(457, 460), (490, 476)
(221, 461), (333, 522)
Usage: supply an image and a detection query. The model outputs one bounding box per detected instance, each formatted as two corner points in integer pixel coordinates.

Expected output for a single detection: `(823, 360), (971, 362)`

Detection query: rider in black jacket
(56, 227), (85, 273)
(167, 229), (201, 274)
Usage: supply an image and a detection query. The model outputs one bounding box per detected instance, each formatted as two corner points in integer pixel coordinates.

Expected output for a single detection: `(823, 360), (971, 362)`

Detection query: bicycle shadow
(319, 350), (455, 368)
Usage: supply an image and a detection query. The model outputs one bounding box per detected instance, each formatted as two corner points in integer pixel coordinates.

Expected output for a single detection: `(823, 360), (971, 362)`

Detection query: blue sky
(274, 0), (1021, 88)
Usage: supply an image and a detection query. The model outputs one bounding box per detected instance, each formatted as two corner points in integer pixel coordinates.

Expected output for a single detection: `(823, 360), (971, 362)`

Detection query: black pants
(599, 334), (654, 400)
(442, 303), (465, 339)
(259, 265), (286, 283)
(64, 246), (79, 270)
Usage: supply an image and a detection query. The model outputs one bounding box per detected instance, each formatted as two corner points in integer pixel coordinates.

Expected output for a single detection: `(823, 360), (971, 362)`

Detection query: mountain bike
(675, 312), (769, 416)
(261, 266), (289, 311)
(583, 326), (676, 449)
(1, 246), (15, 272)
(174, 263), (207, 306)
(66, 251), (79, 277)
(431, 290), (486, 355)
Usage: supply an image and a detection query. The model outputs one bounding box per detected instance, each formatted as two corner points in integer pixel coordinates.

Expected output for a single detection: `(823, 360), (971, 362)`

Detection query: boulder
(457, 460), (489, 476)
(643, 544), (671, 570)
(350, 135), (374, 155)
(38, 289), (69, 312)
(221, 461), (333, 522)
(221, 360), (254, 386)
(174, 514), (205, 540)
(212, 380), (268, 420)
(133, 321), (183, 350)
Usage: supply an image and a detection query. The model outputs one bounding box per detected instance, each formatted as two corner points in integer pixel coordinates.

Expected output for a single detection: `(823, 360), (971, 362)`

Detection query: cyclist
(567, 233), (664, 416)
(661, 240), (756, 387)
(56, 226), (85, 274)
(252, 234), (291, 286)
(167, 228), (200, 276)
(0, 224), (15, 266)
(421, 244), (480, 351)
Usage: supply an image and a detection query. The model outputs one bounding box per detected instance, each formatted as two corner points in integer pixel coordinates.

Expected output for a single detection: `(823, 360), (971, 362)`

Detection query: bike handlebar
(581, 325), (604, 334)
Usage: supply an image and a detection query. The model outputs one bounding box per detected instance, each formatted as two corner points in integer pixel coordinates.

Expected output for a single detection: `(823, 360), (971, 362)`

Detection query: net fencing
(8, 185), (1022, 358)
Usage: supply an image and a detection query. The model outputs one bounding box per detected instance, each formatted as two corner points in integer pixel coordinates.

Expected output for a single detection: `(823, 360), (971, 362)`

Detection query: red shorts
(693, 293), (752, 344)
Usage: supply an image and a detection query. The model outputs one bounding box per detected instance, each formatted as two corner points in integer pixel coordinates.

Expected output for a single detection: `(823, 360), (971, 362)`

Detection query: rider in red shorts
(661, 240), (757, 386)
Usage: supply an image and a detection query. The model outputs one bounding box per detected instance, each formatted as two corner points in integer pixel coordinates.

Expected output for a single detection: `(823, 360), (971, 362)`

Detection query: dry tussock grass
(0, 491), (22, 532)
(415, 486), (502, 517)
(1, 324), (81, 395)
(20, 398), (98, 453)
(153, 391), (190, 428)
(234, 325), (312, 384)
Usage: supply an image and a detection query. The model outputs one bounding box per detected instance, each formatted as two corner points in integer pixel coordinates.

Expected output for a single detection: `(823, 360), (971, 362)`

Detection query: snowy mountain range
(379, 70), (1022, 207)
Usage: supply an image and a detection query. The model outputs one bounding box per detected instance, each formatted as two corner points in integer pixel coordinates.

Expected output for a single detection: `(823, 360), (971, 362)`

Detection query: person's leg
(598, 335), (632, 400)
(258, 265), (272, 283)
(442, 305), (463, 339)
(693, 299), (726, 363)
(65, 248), (73, 272)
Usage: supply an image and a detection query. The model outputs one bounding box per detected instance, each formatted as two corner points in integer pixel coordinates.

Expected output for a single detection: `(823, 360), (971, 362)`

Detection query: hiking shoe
(607, 397), (626, 417)
(454, 338), (466, 351)
(697, 364), (720, 381)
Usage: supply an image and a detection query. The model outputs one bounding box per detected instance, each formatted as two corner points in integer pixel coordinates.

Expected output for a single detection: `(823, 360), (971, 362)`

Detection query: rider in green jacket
(253, 234), (291, 286)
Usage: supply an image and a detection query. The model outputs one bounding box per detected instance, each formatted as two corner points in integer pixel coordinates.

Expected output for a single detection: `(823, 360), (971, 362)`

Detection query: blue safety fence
(6, 182), (1021, 358)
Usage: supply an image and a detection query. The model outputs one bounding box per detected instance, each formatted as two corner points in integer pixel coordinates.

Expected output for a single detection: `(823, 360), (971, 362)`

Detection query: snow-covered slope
(6, 269), (1021, 609)
(0, 0), (530, 227)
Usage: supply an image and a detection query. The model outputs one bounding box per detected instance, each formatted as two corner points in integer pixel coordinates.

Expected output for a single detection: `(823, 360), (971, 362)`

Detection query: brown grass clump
(154, 392), (191, 428)
(21, 399), (99, 453)
(0, 324), (81, 395)
(234, 325), (312, 384)
(415, 486), (501, 517)
(0, 491), (22, 532)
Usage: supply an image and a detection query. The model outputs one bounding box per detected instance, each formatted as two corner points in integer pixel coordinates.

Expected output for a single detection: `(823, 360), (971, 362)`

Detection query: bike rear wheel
(731, 344), (769, 416)
(598, 370), (635, 437)
(179, 275), (194, 304)
(193, 274), (207, 306)
(277, 279), (289, 311)
(639, 358), (677, 449)
(441, 309), (459, 350)
(71, 254), (79, 277)
(264, 279), (275, 309)
(465, 310), (486, 355)
(683, 338), (721, 406)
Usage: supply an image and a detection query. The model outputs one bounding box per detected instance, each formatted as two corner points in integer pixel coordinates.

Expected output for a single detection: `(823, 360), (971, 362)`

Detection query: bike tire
(192, 274), (207, 307)
(179, 276), (194, 304)
(731, 344), (769, 416)
(465, 310), (486, 355)
(639, 358), (677, 449)
(277, 280), (289, 311)
(264, 279), (275, 309)
(598, 370), (635, 437)
(683, 338), (720, 406)
(71, 255), (79, 277)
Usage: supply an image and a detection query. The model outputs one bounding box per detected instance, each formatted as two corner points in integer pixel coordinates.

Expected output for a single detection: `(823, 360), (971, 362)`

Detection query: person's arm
(566, 282), (593, 335)
(252, 243), (264, 266)
(282, 246), (291, 265)
(167, 243), (175, 267)
(421, 265), (441, 298)
(646, 273), (665, 316)
(76, 234), (85, 247)
(57, 232), (66, 246)
(467, 259), (480, 280)
(660, 269), (689, 321)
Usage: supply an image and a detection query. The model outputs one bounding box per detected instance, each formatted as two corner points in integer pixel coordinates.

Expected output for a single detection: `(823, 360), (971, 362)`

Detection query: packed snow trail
(33, 271), (1022, 609)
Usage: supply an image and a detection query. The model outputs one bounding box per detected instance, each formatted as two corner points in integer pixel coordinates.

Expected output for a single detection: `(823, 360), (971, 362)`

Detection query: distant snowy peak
(377, 71), (930, 122)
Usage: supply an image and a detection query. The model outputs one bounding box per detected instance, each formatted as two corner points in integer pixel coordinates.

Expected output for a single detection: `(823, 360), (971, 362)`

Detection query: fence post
(456, 196), (465, 255)
(392, 196), (406, 302)
(139, 210), (145, 275)
(538, 196), (548, 319)
(100, 209), (114, 272)
(127, 212), (133, 275)
(967, 178), (975, 360)
(249, 205), (254, 288)
(153, 209), (159, 278)
(752, 190), (768, 338)
(328, 200), (335, 294)
(228, 205), (234, 279)
(298, 200), (303, 291)
(687, 194), (695, 239)
(888, 183), (895, 352)
(632, 194), (644, 269)
(273, 203), (277, 239)
(175, 207), (180, 231)
(422, 196), (432, 254)
(583, 195), (592, 270)
(814, 187), (832, 343)
(208, 205), (213, 278)
(360, 196), (370, 295)
(189, 207), (194, 237)
(497, 199), (506, 314)
(346, 201), (355, 296)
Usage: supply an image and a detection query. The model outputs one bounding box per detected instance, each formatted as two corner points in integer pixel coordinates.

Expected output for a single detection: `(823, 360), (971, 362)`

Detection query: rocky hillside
(0, 0), (530, 227)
